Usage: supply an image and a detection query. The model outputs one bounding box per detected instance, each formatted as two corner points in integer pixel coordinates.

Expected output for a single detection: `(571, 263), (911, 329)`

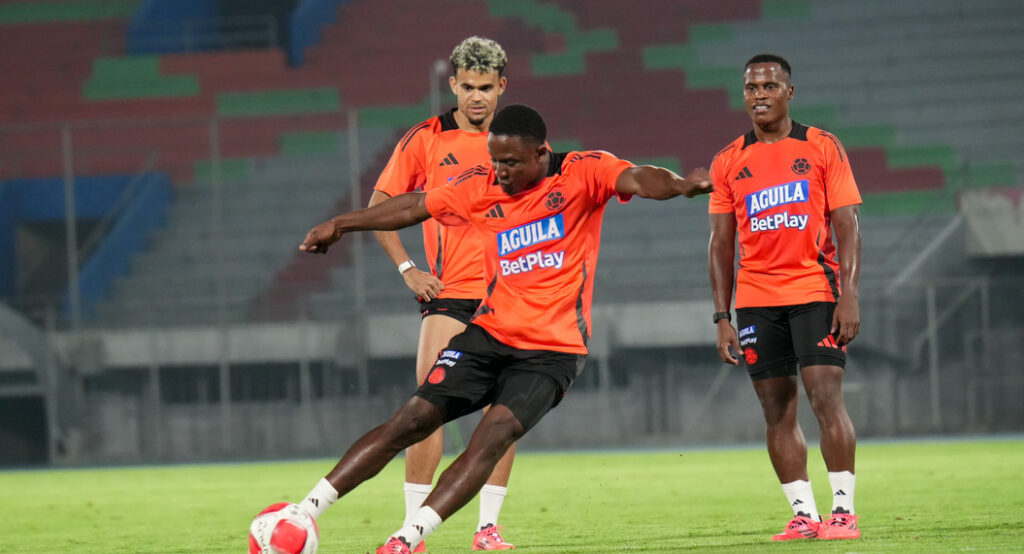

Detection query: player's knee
(481, 406), (525, 445)
(389, 398), (444, 442)
(757, 391), (797, 426)
(804, 380), (842, 413)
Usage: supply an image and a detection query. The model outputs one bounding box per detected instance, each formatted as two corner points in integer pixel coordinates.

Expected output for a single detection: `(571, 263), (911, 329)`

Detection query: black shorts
(736, 301), (847, 381)
(418, 297), (482, 325)
(414, 324), (584, 432)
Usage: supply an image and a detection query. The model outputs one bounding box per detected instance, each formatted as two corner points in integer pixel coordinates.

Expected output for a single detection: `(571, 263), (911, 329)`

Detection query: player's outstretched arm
(831, 204), (862, 345)
(299, 192), (431, 255)
(615, 166), (713, 200)
(368, 190), (444, 300)
(709, 212), (741, 365)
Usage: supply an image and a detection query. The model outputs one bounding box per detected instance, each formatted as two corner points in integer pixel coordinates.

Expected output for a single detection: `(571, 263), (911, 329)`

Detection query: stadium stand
(3, 0), (1023, 465)
(1, 0), (1019, 323)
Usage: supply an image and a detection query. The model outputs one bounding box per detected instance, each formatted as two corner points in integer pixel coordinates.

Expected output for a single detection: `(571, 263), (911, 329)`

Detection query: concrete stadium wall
(63, 364), (946, 464)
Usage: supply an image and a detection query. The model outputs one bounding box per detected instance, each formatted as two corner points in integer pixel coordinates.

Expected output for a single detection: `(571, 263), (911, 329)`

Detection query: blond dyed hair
(450, 36), (507, 76)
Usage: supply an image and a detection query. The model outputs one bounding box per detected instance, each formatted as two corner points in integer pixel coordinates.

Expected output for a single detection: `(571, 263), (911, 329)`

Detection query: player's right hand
(683, 167), (713, 197)
(403, 269), (444, 301)
(299, 221), (341, 254)
(716, 322), (741, 365)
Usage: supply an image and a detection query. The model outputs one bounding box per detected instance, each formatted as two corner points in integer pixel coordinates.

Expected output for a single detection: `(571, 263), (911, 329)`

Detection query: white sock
(780, 479), (820, 521)
(391, 506), (443, 549)
(828, 471), (856, 514)
(299, 478), (338, 520)
(477, 484), (508, 531)
(403, 482), (432, 526)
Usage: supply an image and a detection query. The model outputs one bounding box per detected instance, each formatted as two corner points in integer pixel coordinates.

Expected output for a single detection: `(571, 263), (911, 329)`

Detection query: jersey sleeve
(374, 121), (433, 197)
(579, 151), (634, 205)
(423, 168), (479, 226)
(818, 131), (862, 211)
(708, 148), (735, 214)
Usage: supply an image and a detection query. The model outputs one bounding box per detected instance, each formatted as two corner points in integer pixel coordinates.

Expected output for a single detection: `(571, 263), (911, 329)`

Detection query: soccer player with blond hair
(365, 36), (514, 550)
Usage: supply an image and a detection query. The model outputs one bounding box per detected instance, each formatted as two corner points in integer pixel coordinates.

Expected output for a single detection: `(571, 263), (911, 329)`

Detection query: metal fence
(1, 113), (1023, 466)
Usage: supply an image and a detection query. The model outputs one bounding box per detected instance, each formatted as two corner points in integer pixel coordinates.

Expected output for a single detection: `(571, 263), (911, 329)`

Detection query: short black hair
(489, 104), (547, 145)
(745, 53), (792, 79)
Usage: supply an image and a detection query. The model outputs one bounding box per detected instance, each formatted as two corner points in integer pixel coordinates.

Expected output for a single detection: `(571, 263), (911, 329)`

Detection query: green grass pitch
(3, 439), (1022, 552)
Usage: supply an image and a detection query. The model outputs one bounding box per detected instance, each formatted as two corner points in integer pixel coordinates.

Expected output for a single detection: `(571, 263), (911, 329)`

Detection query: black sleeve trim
(400, 121), (432, 152)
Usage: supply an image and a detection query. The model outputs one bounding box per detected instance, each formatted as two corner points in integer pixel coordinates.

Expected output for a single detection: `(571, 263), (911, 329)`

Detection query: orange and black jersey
(425, 151), (634, 354)
(709, 122), (862, 309)
(374, 109), (488, 299)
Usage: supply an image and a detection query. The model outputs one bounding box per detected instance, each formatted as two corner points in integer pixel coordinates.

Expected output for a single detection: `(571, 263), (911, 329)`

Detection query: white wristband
(397, 260), (416, 274)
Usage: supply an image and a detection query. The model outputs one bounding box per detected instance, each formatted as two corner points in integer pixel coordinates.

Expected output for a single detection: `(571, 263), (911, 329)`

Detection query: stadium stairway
(259, 0), (972, 313)
(6, 0), (1003, 324)
(92, 126), (396, 327)
(662, 0), (1023, 195)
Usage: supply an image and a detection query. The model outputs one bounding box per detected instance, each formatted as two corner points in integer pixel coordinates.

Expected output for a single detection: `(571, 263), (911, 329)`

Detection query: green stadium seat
(215, 88), (340, 117)
(83, 56), (199, 100)
(0, 0), (140, 24)
(279, 131), (342, 156)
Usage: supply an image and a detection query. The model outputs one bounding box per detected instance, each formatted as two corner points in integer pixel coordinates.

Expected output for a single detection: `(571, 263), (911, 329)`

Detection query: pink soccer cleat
(376, 536), (412, 554)
(771, 515), (821, 541)
(472, 524), (516, 550)
(413, 539), (426, 553)
(820, 512), (860, 539)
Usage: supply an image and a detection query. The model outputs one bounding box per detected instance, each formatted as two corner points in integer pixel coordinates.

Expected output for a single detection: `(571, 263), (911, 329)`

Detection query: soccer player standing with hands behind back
(707, 54), (863, 541)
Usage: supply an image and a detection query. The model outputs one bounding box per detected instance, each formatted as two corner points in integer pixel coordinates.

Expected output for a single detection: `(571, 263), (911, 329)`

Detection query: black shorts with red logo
(414, 324), (584, 432)
(735, 301), (847, 381)
(418, 297), (482, 325)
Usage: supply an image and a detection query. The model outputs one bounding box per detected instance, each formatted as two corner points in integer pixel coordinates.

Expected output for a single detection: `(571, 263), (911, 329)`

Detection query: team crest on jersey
(428, 367), (446, 384)
(791, 158), (812, 175)
(545, 191), (565, 210)
(497, 214), (565, 256)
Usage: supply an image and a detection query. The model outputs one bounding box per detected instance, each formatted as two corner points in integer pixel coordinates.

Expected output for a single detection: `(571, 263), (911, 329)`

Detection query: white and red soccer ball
(248, 502), (319, 554)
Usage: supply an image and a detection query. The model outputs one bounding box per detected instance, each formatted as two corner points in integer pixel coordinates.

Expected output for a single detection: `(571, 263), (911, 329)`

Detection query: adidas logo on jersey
(439, 153), (460, 166)
(735, 166), (753, 180)
(485, 205), (505, 219)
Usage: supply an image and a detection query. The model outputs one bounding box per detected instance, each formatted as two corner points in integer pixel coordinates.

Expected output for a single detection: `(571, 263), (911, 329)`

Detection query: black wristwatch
(713, 311), (731, 324)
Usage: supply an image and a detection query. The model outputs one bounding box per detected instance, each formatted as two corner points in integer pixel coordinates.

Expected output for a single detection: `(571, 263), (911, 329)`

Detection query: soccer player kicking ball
(368, 36), (515, 551)
(708, 54), (862, 541)
(293, 104), (711, 553)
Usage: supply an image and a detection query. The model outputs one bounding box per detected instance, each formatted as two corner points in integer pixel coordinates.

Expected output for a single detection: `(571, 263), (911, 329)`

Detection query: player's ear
(497, 76), (507, 95)
(449, 75), (458, 95)
(536, 144), (548, 162)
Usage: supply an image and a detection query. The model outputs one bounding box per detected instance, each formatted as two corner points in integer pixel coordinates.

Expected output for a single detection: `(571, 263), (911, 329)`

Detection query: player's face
(450, 69), (506, 129)
(488, 134), (548, 195)
(743, 63), (793, 126)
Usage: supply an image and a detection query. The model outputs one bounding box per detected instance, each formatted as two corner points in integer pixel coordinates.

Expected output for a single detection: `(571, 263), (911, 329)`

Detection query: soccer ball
(248, 502), (319, 554)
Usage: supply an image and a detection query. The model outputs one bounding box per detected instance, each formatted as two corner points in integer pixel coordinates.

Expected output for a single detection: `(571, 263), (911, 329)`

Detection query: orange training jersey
(708, 122), (862, 309)
(374, 109), (488, 299)
(425, 151), (634, 354)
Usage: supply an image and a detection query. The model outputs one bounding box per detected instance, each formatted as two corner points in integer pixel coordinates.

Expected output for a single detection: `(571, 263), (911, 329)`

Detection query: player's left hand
(716, 322), (742, 365)
(831, 295), (860, 346)
(683, 167), (713, 197)
(299, 221), (342, 254)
